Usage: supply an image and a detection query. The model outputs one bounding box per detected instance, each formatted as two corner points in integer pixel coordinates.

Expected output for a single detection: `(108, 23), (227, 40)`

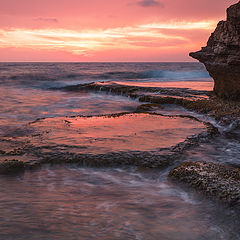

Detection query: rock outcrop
(190, 1), (240, 100)
(169, 161), (240, 206)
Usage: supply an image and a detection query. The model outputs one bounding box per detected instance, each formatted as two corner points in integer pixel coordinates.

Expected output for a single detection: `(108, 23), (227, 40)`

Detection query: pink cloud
(0, 0), (237, 61)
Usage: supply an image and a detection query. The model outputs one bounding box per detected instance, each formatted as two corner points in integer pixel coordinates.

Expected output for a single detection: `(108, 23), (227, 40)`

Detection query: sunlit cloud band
(0, 21), (216, 56)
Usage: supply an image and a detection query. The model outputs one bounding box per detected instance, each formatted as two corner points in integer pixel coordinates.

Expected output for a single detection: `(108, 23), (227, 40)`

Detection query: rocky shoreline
(0, 112), (217, 170)
(1, 1), (240, 207)
(1, 84), (239, 208)
(2, 76), (240, 206)
(169, 161), (240, 207)
(63, 81), (240, 124)
(190, 1), (240, 100)
(170, 1), (240, 206)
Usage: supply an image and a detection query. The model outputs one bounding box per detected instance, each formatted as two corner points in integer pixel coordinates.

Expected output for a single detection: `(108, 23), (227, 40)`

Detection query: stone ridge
(169, 161), (240, 206)
(190, 1), (240, 100)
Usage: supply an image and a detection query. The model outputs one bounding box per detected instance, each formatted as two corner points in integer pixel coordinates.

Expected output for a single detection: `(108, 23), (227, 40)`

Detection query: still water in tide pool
(0, 166), (239, 240)
(25, 113), (206, 154)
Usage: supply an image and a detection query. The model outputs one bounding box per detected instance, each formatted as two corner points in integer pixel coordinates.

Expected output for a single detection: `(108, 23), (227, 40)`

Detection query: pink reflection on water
(113, 81), (214, 91)
(0, 86), (139, 130)
(32, 113), (206, 153)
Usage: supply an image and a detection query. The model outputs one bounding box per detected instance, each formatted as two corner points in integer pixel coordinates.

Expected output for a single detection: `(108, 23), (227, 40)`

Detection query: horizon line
(0, 60), (198, 63)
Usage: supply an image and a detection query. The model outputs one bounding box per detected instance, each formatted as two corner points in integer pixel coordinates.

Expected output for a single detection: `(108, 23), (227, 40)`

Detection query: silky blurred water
(0, 165), (239, 240)
(0, 63), (239, 240)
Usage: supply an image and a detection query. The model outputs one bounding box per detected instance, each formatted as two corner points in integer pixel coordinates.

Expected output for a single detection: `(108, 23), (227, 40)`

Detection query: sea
(0, 62), (239, 240)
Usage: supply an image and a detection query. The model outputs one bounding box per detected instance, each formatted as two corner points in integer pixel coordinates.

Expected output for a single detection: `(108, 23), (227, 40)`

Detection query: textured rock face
(190, 1), (240, 100)
(169, 161), (240, 206)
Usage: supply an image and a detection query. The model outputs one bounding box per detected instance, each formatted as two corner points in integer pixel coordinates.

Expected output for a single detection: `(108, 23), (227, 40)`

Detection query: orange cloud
(0, 0), (237, 61)
(0, 20), (215, 57)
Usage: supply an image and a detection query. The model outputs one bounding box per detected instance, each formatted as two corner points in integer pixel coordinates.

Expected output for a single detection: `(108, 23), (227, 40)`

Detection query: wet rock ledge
(190, 1), (240, 100)
(68, 81), (240, 124)
(0, 112), (217, 171)
(169, 161), (240, 206)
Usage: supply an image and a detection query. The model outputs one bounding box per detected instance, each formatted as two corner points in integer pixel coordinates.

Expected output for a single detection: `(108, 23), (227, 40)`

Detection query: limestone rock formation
(190, 1), (240, 100)
(169, 161), (240, 206)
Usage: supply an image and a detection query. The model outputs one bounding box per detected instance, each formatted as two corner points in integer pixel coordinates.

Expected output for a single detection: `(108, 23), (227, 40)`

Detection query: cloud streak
(137, 0), (164, 7)
(0, 20), (216, 59)
(34, 18), (58, 23)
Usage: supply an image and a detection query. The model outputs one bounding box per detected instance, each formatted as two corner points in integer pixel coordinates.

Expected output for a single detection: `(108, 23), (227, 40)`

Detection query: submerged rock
(0, 160), (25, 174)
(169, 161), (240, 206)
(190, 1), (240, 100)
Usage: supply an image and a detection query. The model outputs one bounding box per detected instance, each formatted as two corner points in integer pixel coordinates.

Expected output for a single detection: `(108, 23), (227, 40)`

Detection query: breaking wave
(99, 70), (211, 81)
(142, 70), (210, 80)
(0, 62), (212, 91)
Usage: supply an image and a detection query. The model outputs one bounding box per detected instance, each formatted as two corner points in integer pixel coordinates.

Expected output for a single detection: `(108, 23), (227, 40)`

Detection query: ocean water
(0, 62), (211, 129)
(0, 62), (239, 240)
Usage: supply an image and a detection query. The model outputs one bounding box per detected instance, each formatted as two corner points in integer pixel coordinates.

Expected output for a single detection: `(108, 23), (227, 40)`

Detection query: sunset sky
(0, 0), (237, 62)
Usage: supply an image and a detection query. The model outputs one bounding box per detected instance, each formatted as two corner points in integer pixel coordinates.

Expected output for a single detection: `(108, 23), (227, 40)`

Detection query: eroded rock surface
(190, 1), (240, 99)
(169, 161), (240, 206)
(0, 113), (216, 170)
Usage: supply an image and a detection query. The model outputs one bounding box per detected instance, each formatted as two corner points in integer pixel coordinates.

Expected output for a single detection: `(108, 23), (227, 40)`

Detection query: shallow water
(0, 165), (239, 240)
(186, 130), (240, 167)
(0, 86), (139, 133)
(25, 113), (206, 154)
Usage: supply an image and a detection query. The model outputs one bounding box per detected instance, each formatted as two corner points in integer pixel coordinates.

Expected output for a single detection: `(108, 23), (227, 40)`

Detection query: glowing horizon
(0, 0), (237, 62)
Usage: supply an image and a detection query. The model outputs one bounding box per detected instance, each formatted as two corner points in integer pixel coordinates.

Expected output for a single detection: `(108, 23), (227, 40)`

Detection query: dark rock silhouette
(190, 1), (240, 100)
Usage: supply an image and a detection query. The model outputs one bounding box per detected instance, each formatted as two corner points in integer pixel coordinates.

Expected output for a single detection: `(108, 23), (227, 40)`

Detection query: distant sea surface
(1, 62), (240, 240)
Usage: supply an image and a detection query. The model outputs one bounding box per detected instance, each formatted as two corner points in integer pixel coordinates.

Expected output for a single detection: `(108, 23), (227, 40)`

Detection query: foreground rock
(190, 1), (240, 100)
(169, 161), (240, 206)
(0, 160), (25, 174)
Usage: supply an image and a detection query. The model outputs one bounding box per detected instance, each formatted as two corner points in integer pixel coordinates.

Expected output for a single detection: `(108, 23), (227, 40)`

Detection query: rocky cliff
(190, 1), (240, 100)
